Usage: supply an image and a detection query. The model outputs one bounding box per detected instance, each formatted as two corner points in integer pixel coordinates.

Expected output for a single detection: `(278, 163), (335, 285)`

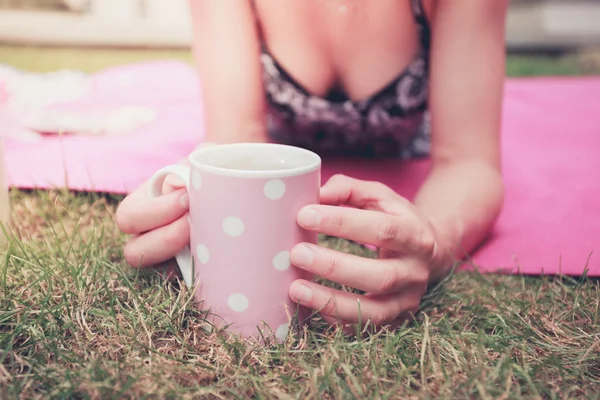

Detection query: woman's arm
(116, 1), (267, 268)
(188, 0), (267, 144)
(279, 1), (509, 326)
(414, 0), (509, 281)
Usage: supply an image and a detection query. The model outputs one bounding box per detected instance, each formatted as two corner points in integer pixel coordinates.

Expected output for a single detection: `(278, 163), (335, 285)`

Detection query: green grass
(1, 45), (598, 76)
(1, 46), (600, 399)
(0, 46), (194, 73)
(2, 189), (599, 399)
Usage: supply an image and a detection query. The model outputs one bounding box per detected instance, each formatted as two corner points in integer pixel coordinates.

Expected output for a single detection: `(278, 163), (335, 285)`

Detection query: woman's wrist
(427, 215), (464, 283)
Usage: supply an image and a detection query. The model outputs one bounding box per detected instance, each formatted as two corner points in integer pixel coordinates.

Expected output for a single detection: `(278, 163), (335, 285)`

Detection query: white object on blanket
(0, 65), (156, 140)
(24, 106), (157, 136)
(0, 65), (89, 110)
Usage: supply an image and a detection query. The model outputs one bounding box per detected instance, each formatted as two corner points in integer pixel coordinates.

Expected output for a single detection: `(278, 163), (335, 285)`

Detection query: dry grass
(1, 189), (599, 399)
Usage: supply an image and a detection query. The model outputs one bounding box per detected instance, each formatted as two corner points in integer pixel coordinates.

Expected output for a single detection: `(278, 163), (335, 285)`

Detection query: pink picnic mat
(2, 61), (599, 276)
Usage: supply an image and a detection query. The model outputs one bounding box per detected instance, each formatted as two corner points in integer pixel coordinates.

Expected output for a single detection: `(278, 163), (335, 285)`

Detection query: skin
(116, 0), (508, 329)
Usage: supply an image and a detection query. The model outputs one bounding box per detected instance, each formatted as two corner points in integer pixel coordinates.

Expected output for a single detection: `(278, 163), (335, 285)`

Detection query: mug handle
(147, 165), (194, 288)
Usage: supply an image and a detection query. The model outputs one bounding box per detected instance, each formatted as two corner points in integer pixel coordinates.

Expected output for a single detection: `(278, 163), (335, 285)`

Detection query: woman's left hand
(289, 174), (452, 330)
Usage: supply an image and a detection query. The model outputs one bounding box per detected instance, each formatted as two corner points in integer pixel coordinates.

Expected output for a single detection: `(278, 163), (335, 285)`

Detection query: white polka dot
(272, 251), (290, 271)
(192, 170), (202, 189)
(228, 293), (249, 312)
(263, 179), (286, 200)
(196, 244), (210, 264)
(222, 217), (244, 237)
(275, 323), (289, 341)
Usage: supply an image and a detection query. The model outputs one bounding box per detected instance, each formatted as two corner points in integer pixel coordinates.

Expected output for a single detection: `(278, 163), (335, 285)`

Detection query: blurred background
(0, 0), (599, 75)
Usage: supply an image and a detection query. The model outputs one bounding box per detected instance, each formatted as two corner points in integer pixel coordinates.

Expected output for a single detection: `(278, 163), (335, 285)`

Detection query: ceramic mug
(148, 143), (321, 341)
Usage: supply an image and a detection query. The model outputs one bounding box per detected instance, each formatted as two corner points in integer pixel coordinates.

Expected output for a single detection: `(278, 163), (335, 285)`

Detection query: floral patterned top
(260, 0), (432, 159)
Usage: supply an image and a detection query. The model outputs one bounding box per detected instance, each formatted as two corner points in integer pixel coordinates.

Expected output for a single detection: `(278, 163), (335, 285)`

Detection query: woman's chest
(253, 0), (428, 102)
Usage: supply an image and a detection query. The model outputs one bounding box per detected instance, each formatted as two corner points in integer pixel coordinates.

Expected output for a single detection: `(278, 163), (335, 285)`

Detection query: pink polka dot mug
(148, 143), (321, 342)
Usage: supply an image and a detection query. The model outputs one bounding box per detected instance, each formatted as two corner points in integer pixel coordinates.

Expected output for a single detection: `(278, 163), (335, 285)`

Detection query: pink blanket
(2, 61), (599, 276)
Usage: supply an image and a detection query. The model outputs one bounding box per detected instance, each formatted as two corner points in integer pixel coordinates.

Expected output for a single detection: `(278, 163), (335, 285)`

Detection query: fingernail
(291, 244), (315, 267)
(298, 207), (322, 228)
(179, 193), (189, 209)
(292, 284), (313, 303)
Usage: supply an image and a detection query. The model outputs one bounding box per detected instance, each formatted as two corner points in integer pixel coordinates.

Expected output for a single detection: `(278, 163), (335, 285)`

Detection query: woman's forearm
(417, 0), (508, 283)
(413, 160), (505, 282)
(189, 0), (268, 144)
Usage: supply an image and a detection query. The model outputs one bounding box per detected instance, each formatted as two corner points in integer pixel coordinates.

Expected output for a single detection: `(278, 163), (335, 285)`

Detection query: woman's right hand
(116, 166), (191, 269)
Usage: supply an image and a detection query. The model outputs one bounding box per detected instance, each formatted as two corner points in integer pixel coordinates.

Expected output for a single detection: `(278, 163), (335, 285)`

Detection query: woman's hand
(116, 143), (220, 269)
(116, 167), (190, 269)
(288, 174), (454, 330)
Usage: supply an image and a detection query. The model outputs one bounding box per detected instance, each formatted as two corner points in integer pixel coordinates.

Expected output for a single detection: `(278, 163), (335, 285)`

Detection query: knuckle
(371, 180), (390, 193)
(164, 175), (185, 191)
(416, 228), (437, 257)
(115, 204), (135, 233)
(329, 174), (351, 185)
(375, 216), (401, 245)
(329, 210), (348, 235)
(367, 180), (397, 200)
(371, 306), (393, 326)
(377, 266), (399, 294)
(123, 243), (143, 267)
(376, 262), (429, 294)
(163, 226), (187, 251)
(326, 174), (354, 195)
(320, 295), (338, 317)
(323, 254), (340, 280)
(416, 265), (431, 284)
